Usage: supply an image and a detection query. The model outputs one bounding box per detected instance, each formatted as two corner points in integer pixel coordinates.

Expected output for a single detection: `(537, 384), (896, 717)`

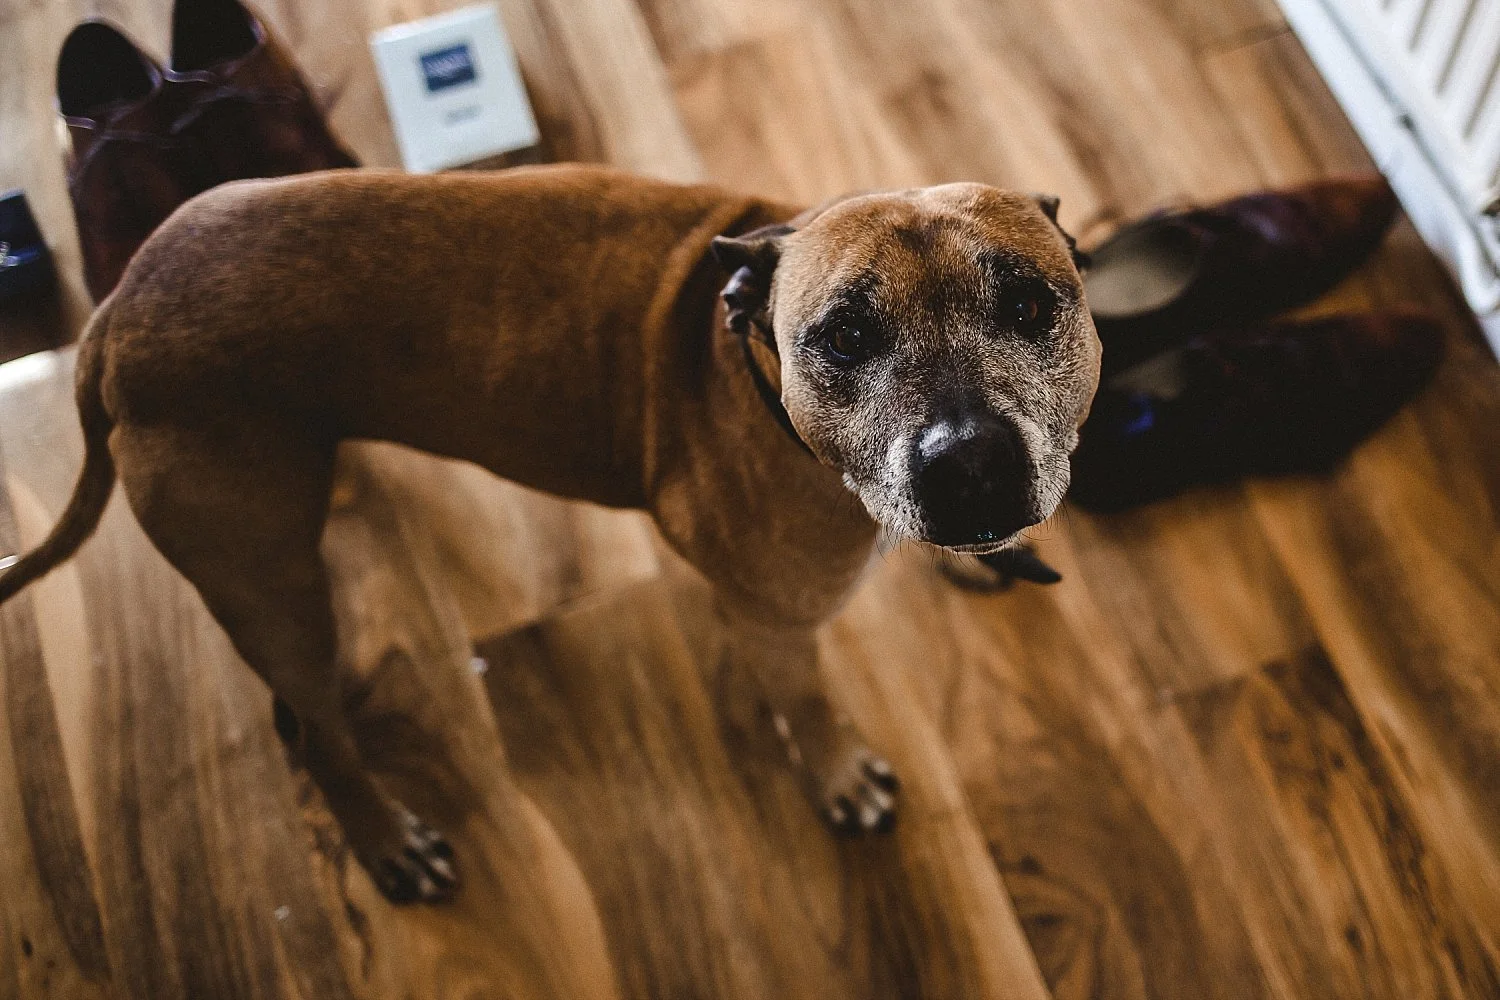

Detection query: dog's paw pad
(365, 812), (459, 904)
(821, 753), (899, 836)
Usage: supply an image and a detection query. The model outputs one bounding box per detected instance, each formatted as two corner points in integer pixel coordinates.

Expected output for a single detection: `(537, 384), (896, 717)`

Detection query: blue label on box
(420, 43), (478, 92)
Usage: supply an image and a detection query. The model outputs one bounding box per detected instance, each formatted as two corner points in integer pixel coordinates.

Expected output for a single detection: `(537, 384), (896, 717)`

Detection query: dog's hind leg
(111, 420), (457, 903)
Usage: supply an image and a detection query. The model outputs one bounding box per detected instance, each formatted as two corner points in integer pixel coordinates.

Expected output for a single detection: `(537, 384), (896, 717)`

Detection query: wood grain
(2, 0), (1499, 997)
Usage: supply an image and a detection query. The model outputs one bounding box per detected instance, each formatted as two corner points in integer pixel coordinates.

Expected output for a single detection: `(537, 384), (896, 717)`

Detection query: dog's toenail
(864, 759), (900, 791)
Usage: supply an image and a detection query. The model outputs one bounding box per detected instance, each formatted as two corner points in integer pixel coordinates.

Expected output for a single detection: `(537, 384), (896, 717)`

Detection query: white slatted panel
(1348, 0), (1500, 204)
(1388, 0), (1430, 48)
(1283, 0), (1500, 347)
(1411, 0), (1472, 89)
(1442, 1), (1500, 130)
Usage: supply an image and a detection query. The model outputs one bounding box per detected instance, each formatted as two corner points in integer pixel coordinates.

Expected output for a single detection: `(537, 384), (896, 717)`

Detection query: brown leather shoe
(169, 0), (358, 180)
(1086, 177), (1399, 377)
(1068, 310), (1443, 511)
(58, 21), (217, 302)
(60, 5), (358, 302)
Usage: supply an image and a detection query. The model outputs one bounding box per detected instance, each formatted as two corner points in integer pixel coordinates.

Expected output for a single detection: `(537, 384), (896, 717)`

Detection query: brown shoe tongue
(64, 81), (196, 181)
(206, 38), (293, 95)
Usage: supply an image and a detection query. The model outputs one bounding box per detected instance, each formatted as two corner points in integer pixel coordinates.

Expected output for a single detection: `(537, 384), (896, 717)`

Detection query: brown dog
(0, 164), (1099, 901)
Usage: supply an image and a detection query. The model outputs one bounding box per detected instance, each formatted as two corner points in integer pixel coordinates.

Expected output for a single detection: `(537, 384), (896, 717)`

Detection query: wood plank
(1206, 28), (1500, 986)
(480, 559), (1052, 1000)
(1177, 645), (1500, 997)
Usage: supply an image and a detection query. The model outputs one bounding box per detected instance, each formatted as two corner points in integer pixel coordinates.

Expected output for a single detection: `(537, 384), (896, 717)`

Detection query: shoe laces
(170, 83), (303, 133)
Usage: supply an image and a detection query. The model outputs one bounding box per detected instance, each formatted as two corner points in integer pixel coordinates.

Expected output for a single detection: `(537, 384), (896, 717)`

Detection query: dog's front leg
(717, 601), (899, 833)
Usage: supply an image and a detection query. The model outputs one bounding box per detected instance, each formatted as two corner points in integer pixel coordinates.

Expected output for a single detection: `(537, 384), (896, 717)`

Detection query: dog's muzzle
(910, 414), (1042, 547)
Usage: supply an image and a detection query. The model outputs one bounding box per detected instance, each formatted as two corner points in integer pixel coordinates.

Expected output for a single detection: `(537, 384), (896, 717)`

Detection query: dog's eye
(1004, 293), (1054, 336)
(828, 325), (877, 363)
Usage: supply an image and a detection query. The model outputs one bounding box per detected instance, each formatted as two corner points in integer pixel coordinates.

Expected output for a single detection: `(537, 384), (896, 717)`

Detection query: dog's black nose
(912, 414), (1040, 546)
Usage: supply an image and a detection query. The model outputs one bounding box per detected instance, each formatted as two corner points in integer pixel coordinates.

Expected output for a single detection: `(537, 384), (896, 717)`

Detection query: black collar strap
(720, 261), (814, 456)
(736, 321), (814, 456)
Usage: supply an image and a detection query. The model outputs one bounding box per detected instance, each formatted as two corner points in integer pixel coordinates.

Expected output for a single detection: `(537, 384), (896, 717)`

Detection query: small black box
(0, 190), (55, 303)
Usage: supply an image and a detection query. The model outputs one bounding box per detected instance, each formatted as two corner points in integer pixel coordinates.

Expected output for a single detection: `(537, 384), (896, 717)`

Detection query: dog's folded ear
(711, 223), (794, 336)
(710, 223), (794, 278)
(1030, 193), (1090, 271)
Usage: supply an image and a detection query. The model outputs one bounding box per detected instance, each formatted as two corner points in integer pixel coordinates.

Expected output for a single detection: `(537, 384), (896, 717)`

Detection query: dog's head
(713, 184), (1100, 553)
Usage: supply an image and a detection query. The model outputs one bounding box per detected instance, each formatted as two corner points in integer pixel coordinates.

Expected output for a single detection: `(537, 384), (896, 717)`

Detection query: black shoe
(0, 191), (55, 303)
(1069, 311), (1443, 512)
(1085, 177), (1399, 377)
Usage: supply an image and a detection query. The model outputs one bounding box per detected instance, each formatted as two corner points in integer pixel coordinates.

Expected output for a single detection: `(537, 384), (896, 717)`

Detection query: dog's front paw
(818, 749), (900, 835)
(359, 809), (459, 904)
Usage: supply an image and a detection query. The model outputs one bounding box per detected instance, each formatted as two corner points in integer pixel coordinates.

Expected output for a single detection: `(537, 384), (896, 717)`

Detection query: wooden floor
(3, 0), (1500, 997)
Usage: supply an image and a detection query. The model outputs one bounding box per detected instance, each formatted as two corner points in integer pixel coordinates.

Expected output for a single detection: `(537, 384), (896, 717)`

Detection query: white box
(370, 4), (540, 173)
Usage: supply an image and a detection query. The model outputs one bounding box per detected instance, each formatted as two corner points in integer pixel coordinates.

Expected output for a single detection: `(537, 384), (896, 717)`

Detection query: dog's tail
(0, 327), (116, 605)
